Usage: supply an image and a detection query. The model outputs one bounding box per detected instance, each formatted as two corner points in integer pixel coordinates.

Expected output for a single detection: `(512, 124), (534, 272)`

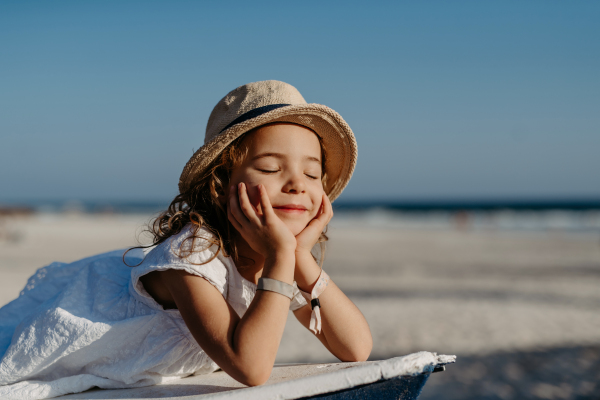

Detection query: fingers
(323, 193), (334, 224)
(237, 183), (261, 225)
(227, 197), (243, 232)
(313, 194), (333, 225)
(257, 184), (276, 220)
(301, 194), (332, 235)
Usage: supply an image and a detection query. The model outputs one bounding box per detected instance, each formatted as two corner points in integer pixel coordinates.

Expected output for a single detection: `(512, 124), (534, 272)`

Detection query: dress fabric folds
(0, 225), (307, 399)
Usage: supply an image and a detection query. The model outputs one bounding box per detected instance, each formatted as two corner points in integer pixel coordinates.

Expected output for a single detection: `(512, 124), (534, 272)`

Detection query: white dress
(0, 225), (307, 399)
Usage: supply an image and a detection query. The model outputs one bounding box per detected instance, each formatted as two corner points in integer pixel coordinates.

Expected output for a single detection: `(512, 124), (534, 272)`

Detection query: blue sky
(1, 1), (599, 202)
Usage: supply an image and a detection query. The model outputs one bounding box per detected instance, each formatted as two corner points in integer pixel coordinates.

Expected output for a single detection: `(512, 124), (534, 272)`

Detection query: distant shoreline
(1, 198), (599, 214)
(334, 198), (600, 212)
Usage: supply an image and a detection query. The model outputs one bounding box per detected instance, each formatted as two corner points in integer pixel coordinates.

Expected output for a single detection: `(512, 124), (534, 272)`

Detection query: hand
(227, 182), (297, 259)
(295, 193), (333, 255)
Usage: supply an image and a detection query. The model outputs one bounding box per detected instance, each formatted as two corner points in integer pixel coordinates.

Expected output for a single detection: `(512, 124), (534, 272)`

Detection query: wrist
(264, 250), (295, 266)
(293, 254), (322, 293)
(294, 247), (316, 259)
(263, 251), (295, 283)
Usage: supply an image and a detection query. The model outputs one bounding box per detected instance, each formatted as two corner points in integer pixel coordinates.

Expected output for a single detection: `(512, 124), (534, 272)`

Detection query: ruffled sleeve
(130, 226), (228, 309)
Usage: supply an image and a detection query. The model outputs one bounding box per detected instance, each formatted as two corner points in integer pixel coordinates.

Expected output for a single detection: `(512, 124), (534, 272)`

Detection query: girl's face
(229, 123), (325, 236)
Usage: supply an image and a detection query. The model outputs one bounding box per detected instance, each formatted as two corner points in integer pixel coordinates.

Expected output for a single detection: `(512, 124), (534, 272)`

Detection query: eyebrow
(251, 152), (321, 164)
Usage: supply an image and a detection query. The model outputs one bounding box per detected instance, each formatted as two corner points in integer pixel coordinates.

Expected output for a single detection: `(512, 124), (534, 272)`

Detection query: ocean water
(1, 199), (599, 233)
(331, 209), (600, 232)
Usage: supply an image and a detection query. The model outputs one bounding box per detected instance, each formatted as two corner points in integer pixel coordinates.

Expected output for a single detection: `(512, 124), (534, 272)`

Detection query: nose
(282, 171), (306, 194)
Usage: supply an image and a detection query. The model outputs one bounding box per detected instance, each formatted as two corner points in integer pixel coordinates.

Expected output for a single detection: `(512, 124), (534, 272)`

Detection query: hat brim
(179, 103), (357, 202)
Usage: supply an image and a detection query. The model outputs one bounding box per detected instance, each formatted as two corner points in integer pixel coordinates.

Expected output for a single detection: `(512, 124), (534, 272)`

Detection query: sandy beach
(1, 212), (599, 399)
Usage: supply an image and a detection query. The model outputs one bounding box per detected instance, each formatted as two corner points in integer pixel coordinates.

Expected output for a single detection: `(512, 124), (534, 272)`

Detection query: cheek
(244, 184), (261, 206)
(230, 170), (265, 207)
(309, 188), (325, 217)
(243, 179), (274, 208)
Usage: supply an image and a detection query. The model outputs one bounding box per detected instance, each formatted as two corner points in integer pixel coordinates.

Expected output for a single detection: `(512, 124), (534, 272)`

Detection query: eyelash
(258, 169), (319, 180)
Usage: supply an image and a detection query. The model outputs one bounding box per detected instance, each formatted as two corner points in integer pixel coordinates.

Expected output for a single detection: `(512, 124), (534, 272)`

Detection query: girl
(0, 80), (372, 399)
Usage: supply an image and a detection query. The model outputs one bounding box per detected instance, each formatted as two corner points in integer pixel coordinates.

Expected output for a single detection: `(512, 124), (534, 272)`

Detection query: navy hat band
(220, 104), (291, 133)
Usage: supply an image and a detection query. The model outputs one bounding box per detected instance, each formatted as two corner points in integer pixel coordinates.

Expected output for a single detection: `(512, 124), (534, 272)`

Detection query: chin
(275, 212), (311, 236)
(284, 221), (310, 236)
(288, 225), (306, 236)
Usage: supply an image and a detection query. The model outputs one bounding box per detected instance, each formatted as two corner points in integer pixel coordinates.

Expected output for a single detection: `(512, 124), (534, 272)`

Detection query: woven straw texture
(179, 80), (357, 202)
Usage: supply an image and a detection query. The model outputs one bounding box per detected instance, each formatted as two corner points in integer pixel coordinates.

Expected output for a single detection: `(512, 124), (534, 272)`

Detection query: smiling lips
(272, 204), (308, 214)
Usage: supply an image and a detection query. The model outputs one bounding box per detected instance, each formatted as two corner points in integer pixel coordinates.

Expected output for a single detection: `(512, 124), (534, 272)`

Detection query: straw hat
(179, 80), (357, 202)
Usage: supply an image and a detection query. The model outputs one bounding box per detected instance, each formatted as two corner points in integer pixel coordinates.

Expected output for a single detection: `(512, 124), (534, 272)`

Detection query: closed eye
(257, 169), (279, 174)
(305, 174), (319, 179)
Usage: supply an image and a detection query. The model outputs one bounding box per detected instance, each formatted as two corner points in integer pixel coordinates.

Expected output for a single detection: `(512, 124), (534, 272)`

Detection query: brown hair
(127, 123), (329, 268)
